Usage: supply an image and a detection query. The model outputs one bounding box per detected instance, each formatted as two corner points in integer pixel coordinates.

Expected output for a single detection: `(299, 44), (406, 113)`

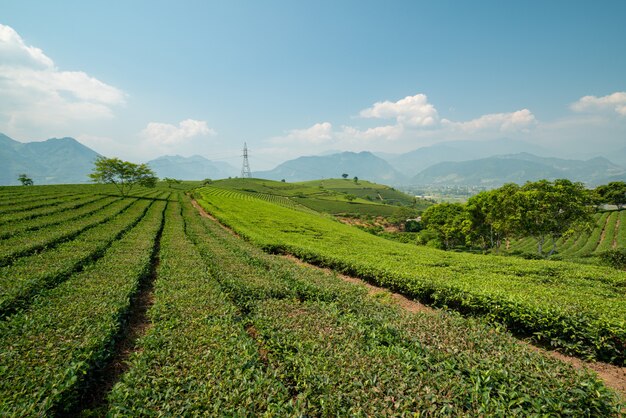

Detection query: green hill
(210, 178), (430, 216)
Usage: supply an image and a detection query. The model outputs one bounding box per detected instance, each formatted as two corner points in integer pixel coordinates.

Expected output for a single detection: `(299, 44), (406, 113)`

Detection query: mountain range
(411, 153), (626, 187)
(255, 151), (406, 184)
(0, 134), (101, 185)
(2, 133), (626, 187)
(146, 155), (238, 180)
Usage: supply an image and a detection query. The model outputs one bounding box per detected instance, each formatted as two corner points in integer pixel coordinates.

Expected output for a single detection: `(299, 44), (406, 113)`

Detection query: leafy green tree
(516, 179), (593, 256)
(344, 194), (357, 202)
(341, 173), (349, 179)
(89, 157), (157, 196)
(422, 203), (467, 249)
(17, 174), (33, 186)
(595, 181), (626, 209)
(353, 176), (359, 184)
(465, 184), (520, 251)
(389, 206), (420, 229)
(163, 177), (181, 188)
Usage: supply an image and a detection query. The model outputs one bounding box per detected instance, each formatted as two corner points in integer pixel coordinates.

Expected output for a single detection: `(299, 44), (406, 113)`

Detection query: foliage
(596, 181), (626, 209)
(0, 185), (622, 414)
(17, 173), (33, 186)
(341, 173), (348, 179)
(0, 200), (166, 415)
(515, 179), (594, 256)
(185, 193), (622, 414)
(598, 249), (626, 270)
(163, 177), (181, 188)
(89, 157), (157, 196)
(196, 187), (626, 364)
(422, 202), (467, 249)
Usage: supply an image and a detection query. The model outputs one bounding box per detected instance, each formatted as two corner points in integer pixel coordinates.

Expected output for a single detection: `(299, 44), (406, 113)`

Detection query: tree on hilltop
(89, 157), (157, 196)
(17, 174), (33, 186)
(163, 177), (181, 188)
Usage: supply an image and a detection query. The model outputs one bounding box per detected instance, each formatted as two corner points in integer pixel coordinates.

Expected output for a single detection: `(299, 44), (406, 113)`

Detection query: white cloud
(359, 93), (439, 127)
(140, 119), (216, 146)
(0, 24), (53, 68)
(270, 122), (333, 145)
(442, 109), (537, 133)
(0, 23), (126, 137)
(570, 92), (626, 116)
(338, 124), (404, 143)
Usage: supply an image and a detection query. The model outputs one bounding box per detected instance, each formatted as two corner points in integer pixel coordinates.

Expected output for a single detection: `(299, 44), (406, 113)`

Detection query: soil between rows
(191, 198), (626, 399)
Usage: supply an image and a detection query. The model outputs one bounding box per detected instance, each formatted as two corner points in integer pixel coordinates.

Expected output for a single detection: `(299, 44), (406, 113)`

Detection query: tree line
(421, 179), (626, 256)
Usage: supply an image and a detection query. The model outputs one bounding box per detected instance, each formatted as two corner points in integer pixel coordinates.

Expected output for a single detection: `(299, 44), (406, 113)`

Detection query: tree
(89, 157), (157, 196)
(389, 206), (420, 230)
(595, 181), (626, 210)
(341, 173), (349, 179)
(344, 194), (357, 202)
(353, 176), (359, 184)
(465, 184), (520, 251)
(203, 178), (213, 185)
(516, 179), (593, 256)
(163, 177), (181, 188)
(17, 174), (33, 186)
(422, 203), (467, 249)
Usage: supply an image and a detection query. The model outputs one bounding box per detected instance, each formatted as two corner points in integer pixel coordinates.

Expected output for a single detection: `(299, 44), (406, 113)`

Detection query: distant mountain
(256, 151), (407, 184)
(411, 153), (626, 187)
(146, 155), (238, 180)
(0, 133), (101, 185)
(605, 146), (626, 168)
(388, 138), (548, 177)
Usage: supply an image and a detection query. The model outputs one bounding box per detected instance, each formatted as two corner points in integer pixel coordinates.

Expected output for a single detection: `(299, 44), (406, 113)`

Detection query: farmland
(195, 184), (626, 365)
(507, 209), (626, 261)
(0, 183), (623, 415)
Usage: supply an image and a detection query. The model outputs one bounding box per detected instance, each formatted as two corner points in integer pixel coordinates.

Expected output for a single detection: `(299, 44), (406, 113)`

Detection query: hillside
(210, 177), (429, 216)
(147, 155), (237, 180)
(0, 134), (101, 185)
(0, 184), (621, 414)
(507, 209), (626, 261)
(256, 151), (407, 185)
(411, 152), (626, 187)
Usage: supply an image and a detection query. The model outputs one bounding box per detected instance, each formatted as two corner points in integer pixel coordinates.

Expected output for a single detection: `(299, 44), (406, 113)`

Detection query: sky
(1, 0), (625, 170)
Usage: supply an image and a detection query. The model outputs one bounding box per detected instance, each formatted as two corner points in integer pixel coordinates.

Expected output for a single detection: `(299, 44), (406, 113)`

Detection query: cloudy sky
(1, 1), (625, 169)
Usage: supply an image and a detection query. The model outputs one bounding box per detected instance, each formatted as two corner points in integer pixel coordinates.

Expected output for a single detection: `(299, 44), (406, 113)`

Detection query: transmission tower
(241, 142), (251, 178)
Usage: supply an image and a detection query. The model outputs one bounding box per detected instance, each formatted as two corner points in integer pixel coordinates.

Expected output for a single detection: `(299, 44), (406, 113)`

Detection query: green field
(208, 177), (429, 216)
(0, 183), (623, 415)
(195, 185), (626, 365)
(507, 210), (626, 261)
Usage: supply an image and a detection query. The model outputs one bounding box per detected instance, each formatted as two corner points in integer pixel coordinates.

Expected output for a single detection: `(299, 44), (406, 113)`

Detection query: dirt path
(191, 198), (626, 398)
(614, 216), (621, 249)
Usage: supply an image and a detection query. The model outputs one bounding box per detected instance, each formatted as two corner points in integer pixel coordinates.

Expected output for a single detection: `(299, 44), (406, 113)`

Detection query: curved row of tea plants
(0, 198), (154, 317)
(0, 196), (136, 267)
(0, 199), (166, 416)
(196, 187), (626, 364)
(508, 210), (625, 260)
(106, 200), (298, 416)
(179, 194), (621, 415)
(0, 194), (114, 239)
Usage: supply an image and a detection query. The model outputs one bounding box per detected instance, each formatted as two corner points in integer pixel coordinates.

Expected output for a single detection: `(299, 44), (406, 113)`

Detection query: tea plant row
(196, 187), (626, 364)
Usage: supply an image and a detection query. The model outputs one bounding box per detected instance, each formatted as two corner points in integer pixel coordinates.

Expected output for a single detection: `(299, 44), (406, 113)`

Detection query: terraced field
(0, 184), (623, 415)
(508, 210), (626, 259)
(196, 186), (626, 365)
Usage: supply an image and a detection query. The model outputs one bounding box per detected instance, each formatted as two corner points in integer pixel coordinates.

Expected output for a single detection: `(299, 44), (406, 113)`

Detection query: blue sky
(1, 1), (625, 169)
